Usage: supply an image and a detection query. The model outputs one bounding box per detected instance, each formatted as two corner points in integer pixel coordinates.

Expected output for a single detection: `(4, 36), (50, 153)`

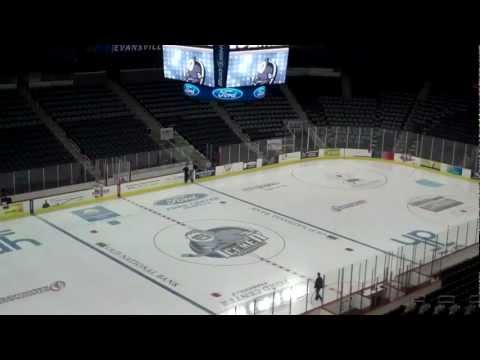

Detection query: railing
(217, 126), (479, 175)
(0, 162), (94, 195)
(0, 146), (197, 195)
(220, 218), (480, 315)
(1, 126), (478, 195)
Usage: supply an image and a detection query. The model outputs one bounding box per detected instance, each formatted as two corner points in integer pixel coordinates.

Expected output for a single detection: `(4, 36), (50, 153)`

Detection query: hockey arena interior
(0, 44), (478, 316)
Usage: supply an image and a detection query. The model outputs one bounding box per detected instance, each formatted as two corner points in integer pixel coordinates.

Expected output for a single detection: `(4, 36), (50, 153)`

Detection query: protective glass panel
(452, 142), (465, 167)
(393, 131), (407, 154)
(406, 131), (420, 157)
(135, 152), (147, 170)
(0, 172), (14, 195)
(420, 135), (433, 160)
(239, 143), (249, 163)
(335, 127), (348, 148)
(325, 127), (337, 148)
(14, 170), (29, 194)
(359, 128), (372, 149)
(431, 138), (443, 162)
(382, 130), (395, 153)
(71, 163), (83, 185)
(347, 127), (360, 148)
(443, 140), (454, 165)
(29, 167), (44, 192)
(44, 164), (59, 189)
(58, 163), (71, 187)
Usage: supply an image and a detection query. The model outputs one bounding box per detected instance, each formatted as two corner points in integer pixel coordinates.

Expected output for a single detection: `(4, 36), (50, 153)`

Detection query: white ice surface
(1, 159), (477, 314)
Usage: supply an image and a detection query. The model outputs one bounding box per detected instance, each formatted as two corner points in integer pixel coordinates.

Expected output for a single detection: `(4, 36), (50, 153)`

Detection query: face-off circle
(291, 163), (387, 191)
(153, 219), (286, 266)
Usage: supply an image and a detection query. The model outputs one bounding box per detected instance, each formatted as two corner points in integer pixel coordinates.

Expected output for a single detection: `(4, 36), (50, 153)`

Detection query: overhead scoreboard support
(162, 45), (290, 102)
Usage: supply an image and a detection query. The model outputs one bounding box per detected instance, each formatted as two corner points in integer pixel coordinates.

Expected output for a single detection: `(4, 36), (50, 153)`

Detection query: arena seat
(221, 87), (294, 141)
(387, 257), (479, 316)
(288, 85), (477, 146)
(405, 94), (477, 145)
(123, 79), (241, 159)
(0, 89), (75, 173)
(31, 85), (161, 160)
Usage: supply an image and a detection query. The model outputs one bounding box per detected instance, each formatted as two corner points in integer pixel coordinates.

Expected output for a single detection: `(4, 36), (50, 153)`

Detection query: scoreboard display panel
(226, 45), (289, 88)
(162, 45), (215, 87)
(162, 45), (289, 101)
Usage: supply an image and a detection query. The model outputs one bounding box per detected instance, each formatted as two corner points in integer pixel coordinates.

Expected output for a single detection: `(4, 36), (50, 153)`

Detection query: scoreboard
(162, 45), (216, 87)
(226, 45), (289, 88)
(162, 45), (289, 101)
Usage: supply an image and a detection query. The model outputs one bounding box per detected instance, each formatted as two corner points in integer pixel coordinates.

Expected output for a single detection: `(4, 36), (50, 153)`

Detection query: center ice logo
(155, 193), (208, 206)
(153, 219), (286, 266)
(183, 227), (268, 259)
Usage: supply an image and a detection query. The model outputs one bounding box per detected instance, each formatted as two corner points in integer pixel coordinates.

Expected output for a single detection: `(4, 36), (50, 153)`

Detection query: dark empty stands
(0, 90), (40, 128)
(405, 94), (477, 145)
(286, 77), (333, 126)
(377, 92), (416, 130)
(318, 96), (379, 128)
(289, 84), (477, 146)
(386, 256), (480, 316)
(222, 87), (294, 141)
(32, 85), (159, 159)
(123, 79), (240, 157)
(426, 256), (480, 307)
(0, 89), (75, 172)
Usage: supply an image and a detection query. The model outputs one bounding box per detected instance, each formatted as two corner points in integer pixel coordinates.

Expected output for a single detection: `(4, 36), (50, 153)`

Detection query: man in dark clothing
(314, 273), (324, 303)
(183, 164), (190, 184)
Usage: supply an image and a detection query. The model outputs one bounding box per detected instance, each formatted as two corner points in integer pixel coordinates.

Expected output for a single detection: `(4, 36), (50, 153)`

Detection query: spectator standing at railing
(314, 273), (324, 303)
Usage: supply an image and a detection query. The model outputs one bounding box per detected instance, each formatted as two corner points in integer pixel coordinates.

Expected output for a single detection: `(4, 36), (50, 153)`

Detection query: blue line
(196, 183), (394, 256)
(35, 216), (216, 315)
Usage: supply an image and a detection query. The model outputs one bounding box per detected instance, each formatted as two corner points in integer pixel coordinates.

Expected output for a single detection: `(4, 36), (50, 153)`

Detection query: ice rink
(1, 159), (478, 314)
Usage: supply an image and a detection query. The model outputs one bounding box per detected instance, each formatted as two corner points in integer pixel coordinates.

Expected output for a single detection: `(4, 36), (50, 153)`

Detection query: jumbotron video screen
(226, 45), (289, 87)
(162, 45), (215, 87)
(162, 45), (289, 101)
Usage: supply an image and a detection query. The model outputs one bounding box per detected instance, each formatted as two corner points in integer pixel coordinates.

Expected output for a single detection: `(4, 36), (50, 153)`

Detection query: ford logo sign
(253, 86), (266, 99)
(212, 88), (243, 101)
(184, 83), (200, 97)
(155, 193), (208, 206)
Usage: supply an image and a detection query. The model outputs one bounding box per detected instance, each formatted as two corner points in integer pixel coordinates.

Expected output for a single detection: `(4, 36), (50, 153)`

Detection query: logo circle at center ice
(153, 219), (286, 266)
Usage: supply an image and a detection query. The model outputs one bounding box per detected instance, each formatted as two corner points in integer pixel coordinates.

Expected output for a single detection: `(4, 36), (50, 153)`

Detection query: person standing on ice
(183, 163), (190, 184)
(314, 273), (324, 303)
